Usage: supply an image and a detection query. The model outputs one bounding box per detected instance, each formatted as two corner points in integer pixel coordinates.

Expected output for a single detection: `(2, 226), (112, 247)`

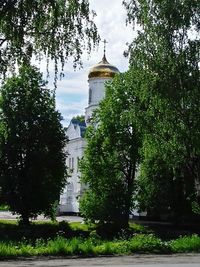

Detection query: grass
(0, 220), (74, 242)
(0, 235), (169, 258)
(129, 222), (152, 234)
(170, 235), (200, 252)
(0, 220), (199, 258)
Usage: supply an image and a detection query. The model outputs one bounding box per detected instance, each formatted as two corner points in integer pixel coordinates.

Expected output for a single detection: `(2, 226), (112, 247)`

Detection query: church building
(59, 47), (119, 213)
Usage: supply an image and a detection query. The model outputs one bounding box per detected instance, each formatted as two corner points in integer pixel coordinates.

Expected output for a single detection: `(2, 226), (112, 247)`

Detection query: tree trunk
(123, 165), (136, 229)
(21, 212), (30, 226)
(121, 185), (133, 229)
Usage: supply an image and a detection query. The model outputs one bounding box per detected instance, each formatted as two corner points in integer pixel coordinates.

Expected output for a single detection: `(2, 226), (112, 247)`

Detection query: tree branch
(0, 38), (7, 47)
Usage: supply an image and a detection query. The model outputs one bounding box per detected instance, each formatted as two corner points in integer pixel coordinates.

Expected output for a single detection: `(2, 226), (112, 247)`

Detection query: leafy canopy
(80, 73), (142, 228)
(123, 0), (200, 219)
(0, 0), (99, 77)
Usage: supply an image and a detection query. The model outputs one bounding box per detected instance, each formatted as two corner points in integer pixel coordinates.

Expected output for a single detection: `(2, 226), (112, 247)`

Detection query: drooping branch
(0, 38), (7, 47)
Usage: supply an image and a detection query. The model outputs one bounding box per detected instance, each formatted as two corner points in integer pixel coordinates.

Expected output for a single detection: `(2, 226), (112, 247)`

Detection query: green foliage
(136, 148), (193, 220)
(0, 220), (199, 257)
(0, 65), (67, 224)
(0, 220), (71, 242)
(72, 115), (85, 123)
(0, 0), (99, 77)
(0, 234), (171, 257)
(123, 0), (200, 220)
(170, 235), (200, 253)
(192, 201), (200, 215)
(0, 205), (9, 211)
(80, 73), (142, 228)
(80, 178), (127, 225)
(128, 234), (167, 253)
(129, 222), (151, 234)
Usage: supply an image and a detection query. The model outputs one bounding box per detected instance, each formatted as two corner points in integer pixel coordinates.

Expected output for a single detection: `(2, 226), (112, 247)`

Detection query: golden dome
(88, 54), (119, 79)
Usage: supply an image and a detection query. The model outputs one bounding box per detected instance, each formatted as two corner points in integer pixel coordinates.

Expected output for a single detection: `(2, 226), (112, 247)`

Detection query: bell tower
(85, 40), (119, 124)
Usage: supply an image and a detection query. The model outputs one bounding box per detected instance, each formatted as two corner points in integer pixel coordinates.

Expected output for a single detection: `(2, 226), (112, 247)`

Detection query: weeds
(170, 234), (200, 253)
(0, 220), (199, 258)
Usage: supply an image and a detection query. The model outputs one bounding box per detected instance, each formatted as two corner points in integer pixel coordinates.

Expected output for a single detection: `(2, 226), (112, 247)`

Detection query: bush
(128, 234), (170, 253)
(170, 235), (200, 252)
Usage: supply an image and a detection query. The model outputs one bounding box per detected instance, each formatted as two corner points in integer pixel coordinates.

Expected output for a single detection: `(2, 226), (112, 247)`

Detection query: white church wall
(59, 53), (119, 214)
(89, 77), (110, 105)
(59, 133), (87, 213)
(85, 77), (111, 123)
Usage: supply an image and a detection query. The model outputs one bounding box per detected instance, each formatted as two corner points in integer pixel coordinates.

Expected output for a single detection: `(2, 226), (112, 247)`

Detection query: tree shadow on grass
(133, 220), (200, 241)
(0, 221), (90, 242)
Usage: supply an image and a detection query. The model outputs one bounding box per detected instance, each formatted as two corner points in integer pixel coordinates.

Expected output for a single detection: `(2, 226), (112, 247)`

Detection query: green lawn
(0, 220), (199, 258)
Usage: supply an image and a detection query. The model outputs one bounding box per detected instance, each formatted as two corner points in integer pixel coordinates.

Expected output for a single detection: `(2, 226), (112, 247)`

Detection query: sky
(49, 0), (136, 127)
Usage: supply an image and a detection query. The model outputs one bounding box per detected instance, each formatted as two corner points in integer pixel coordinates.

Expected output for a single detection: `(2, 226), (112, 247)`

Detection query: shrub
(170, 235), (200, 253)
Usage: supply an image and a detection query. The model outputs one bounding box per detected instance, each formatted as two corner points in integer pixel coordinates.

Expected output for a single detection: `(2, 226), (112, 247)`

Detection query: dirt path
(0, 211), (82, 222)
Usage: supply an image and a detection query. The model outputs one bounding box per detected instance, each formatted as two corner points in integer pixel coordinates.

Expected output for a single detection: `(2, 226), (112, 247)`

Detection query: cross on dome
(102, 39), (108, 57)
(88, 39), (119, 79)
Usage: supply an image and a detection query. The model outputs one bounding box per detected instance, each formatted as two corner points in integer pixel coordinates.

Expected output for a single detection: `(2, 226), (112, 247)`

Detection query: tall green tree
(80, 73), (142, 228)
(123, 0), (200, 219)
(0, 65), (67, 225)
(0, 0), (99, 77)
(136, 141), (194, 220)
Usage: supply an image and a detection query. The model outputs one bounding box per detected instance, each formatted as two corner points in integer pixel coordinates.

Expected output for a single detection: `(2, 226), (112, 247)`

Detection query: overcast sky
(53, 0), (136, 126)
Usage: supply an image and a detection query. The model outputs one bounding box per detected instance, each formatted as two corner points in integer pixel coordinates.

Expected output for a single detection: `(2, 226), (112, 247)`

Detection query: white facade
(59, 55), (119, 213)
(59, 120), (87, 213)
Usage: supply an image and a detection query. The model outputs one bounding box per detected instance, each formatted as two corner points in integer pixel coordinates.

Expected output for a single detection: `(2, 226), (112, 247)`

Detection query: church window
(77, 157), (80, 172)
(88, 87), (92, 104)
(69, 158), (71, 169)
(66, 183), (73, 204)
(69, 157), (74, 172)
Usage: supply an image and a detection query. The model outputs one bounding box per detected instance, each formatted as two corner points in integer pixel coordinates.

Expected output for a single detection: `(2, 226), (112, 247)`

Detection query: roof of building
(88, 54), (119, 79)
(70, 118), (87, 138)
